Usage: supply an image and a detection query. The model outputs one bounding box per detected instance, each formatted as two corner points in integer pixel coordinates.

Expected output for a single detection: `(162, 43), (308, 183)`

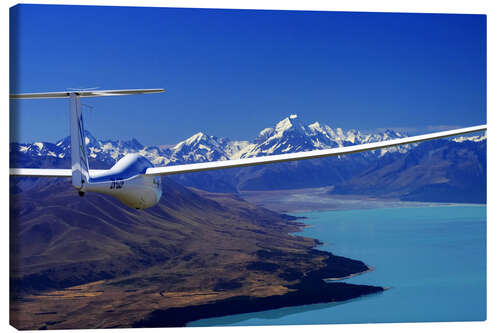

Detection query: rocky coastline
(133, 249), (384, 328)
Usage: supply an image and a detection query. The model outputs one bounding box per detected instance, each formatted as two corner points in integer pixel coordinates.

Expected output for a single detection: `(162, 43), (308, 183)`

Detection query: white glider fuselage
(84, 154), (162, 209)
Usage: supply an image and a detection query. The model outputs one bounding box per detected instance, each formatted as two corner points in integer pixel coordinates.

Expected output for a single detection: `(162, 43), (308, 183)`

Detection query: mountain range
(10, 115), (486, 203)
(11, 114), (412, 164)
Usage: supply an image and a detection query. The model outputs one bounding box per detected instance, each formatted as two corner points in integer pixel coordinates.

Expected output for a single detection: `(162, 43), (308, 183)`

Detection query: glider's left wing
(10, 169), (107, 177)
(145, 124), (487, 176)
(10, 168), (72, 177)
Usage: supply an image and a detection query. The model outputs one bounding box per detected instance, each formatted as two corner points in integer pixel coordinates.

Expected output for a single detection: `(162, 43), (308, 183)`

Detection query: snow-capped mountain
(239, 115), (411, 159)
(12, 141), (63, 158)
(452, 134), (487, 143)
(167, 132), (230, 164)
(49, 130), (147, 161)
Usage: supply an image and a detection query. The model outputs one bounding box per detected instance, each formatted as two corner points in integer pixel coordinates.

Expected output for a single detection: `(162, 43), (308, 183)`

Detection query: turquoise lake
(189, 205), (486, 326)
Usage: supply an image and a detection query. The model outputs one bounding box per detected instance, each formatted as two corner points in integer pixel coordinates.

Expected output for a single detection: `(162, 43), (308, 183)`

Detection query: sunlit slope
(11, 178), (312, 292)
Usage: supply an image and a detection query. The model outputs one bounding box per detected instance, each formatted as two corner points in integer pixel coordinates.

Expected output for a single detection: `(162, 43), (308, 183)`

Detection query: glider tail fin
(10, 88), (165, 191)
(69, 93), (90, 190)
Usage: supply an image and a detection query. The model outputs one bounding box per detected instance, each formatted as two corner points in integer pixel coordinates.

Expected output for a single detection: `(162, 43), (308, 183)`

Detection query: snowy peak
(178, 132), (206, 148)
(169, 132), (230, 164)
(241, 115), (314, 157)
(52, 131), (146, 162)
(452, 134), (487, 143)
(173, 132), (213, 151)
(274, 114), (310, 137)
(275, 114), (304, 133)
(28, 142), (61, 157)
(12, 140), (65, 159)
(307, 122), (345, 147)
(241, 115), (411, 158)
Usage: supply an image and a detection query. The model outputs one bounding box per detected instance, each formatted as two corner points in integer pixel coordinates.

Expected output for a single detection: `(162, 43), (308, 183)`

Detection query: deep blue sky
(10, 4), (486, 145)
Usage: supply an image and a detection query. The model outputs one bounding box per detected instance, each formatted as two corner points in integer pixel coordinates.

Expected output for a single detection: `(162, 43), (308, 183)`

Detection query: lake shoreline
(134, 206), (386, 328)
(239, 187), (484, 214)
(133, 248), (384, 328)
(133, 200), (485, 328)
(187, 204), (486, 327)
(132, 201), (390, 328)
(324, 266), (375, 282)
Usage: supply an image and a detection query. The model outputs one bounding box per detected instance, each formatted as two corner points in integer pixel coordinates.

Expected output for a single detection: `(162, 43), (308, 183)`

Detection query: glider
(10, 89), (487, 209)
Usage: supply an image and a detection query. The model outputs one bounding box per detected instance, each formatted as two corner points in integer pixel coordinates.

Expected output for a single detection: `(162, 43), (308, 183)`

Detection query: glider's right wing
(145, 124), (487, 176)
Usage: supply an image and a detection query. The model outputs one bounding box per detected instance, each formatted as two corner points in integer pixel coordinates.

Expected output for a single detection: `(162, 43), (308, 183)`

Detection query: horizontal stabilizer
(144, 124), (487, 176)
(10, 88), (164, 99)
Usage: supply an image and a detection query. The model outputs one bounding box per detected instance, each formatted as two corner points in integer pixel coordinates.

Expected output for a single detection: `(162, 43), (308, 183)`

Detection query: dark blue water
(189, 205), (486, 326)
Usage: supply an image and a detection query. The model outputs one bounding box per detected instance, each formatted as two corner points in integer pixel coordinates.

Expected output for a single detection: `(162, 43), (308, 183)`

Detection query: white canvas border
(2, 1), (497, 333)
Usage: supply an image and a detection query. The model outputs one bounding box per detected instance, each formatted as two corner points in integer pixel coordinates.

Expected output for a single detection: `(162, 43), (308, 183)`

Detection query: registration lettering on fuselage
(110, 180), (124, 189)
